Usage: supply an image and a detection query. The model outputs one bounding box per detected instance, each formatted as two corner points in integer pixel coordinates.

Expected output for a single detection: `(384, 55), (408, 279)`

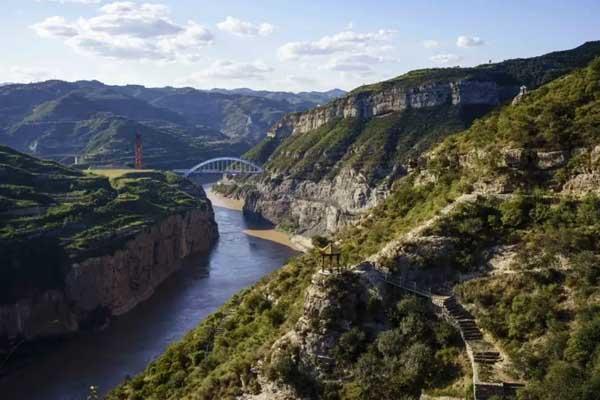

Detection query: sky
(1, 0), (600, 92)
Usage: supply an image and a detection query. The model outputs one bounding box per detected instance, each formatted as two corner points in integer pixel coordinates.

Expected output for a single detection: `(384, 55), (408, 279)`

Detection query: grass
(0, 145), (211, 304)
(87, 169), (156, 179)
(54, 50), (600, 400)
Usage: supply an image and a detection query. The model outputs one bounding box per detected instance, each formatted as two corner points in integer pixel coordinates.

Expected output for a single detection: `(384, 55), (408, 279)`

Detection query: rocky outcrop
(244, 168), (387, 236)
(562, 173), (600, 196)
(268, 80), (505, 139)
(0, 207), (218, 345)
(0, 291), (78, 343)
(247, 76), (520, 237)
(66, 209), (218, 316)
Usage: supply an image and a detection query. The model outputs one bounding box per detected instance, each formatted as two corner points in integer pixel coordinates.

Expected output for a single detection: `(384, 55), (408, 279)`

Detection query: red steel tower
(135, 132), (143, 169)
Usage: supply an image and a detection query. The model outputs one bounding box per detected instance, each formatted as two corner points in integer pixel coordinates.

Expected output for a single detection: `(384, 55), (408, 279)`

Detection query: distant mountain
(0, 81), (345, 168)
(115, 52), (600, 400)
(208, 88), (347, 106)
(239, 40), (600, 237)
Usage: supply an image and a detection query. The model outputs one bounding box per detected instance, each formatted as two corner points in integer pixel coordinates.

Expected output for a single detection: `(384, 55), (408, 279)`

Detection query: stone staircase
(379, 272), (525, 399)
(443, 297), (484, 341)
(440, 295), (524, 400)
(473, 351), (501, 365)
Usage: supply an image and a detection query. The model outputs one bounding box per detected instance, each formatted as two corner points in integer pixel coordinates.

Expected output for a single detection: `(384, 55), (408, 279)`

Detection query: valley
(0, 82), (345, 169)
(0, 6), (599, 398)
(109, 45), (600, 400)
(0, 184), (298, 399)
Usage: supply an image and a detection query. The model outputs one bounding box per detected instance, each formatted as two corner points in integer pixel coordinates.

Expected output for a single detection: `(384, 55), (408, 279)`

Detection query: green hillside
(109, 57), (600, 400)
(247, 41), (600, 184)
(0, 81), (344, 169)
(0, 145), (211, 304)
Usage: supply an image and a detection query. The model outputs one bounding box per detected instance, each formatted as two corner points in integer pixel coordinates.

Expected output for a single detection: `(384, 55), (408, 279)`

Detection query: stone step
(473, 357), (500, 362)
(464, 334), (484, 340)
(460, 325), (480, 331)
(503, 382), (526, 397)
(474, 351), (500, 357)
(447, 308), (472, 316)
(474, 359), (499, 365)
(448, 310), (470, 316)
(474, 355), (500, 360)
(474, 383), (504, 400)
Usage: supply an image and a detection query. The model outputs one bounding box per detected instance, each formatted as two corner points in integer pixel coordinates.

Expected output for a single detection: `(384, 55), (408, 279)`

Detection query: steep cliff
(111, 56), (600, 400)
(0, 148), (218, 347)
(0, 81), (345, 169)
(236, 41), (600, 237)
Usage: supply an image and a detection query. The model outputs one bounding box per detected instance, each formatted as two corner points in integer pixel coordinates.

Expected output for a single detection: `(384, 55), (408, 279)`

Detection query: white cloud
(36, 0), (103, 4)
(287, 75), (317, 86)
(456, 35), (484, 48)
(31, 2), (213, 61)
(180, 60), (273, 85)
(217, 16), (274, 37)
(324, 54), (393, 73)
(423, 39), (439, 49)
(31, 16), (78, 37)
(6, 66), (54, 83)
(430, 53), (462, 64)
(278, 29), (396, 61)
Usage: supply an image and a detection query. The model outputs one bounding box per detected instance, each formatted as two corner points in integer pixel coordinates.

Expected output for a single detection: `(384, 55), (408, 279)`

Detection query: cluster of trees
(456, 195), (600, 400)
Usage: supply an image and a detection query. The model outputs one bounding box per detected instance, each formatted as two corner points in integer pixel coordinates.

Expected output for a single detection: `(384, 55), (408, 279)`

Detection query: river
(0, 185), (298, 400)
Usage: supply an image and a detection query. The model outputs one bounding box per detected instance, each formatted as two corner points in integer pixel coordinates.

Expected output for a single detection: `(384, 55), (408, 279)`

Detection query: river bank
(0, 186), (298, 400)
(206, 186), (311, 252)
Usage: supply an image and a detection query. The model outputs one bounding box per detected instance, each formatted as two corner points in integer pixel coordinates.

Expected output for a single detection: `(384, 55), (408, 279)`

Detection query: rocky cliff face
(243, 79), (509, 237)
(0, 208), (218, 345)
(244, 168), (387, 236)
(268, 80), (503, 139)
(239, 43), (600, 238)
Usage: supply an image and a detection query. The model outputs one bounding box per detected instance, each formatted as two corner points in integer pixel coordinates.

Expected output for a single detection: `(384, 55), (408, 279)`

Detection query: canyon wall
(0, 207), (218, 345)
(267, 80), (506, 139)
(243, 168), (387, 237)
(244, 78), (515, 237)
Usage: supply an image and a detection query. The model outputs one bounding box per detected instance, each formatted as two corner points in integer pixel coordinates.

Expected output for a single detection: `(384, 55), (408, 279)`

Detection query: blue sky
(1, 0), (599, 91)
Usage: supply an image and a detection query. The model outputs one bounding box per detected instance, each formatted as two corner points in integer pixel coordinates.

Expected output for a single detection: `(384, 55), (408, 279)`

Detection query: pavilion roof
(319, 243), (341, 255)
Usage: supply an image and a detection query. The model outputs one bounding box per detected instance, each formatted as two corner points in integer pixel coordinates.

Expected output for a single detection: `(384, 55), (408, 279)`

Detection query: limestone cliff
(0, 147), (219, 348)
(239, 79), (509, 237)
(0, 208), (218, 345)
(234, 42), (600, 237)
(267, 80), (502, 140)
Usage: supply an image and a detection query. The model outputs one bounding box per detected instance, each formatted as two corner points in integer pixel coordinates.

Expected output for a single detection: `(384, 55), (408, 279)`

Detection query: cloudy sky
(2, 0), (600, 91)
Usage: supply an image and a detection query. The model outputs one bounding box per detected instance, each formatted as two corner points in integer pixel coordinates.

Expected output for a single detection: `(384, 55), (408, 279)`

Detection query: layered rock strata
(0, 208), (218, 345)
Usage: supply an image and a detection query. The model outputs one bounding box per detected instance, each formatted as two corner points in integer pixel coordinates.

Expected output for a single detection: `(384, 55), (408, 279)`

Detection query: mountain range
(114, 43), (600, 400)
(0, 81), (345, 169)
(236, 40), (600, 236)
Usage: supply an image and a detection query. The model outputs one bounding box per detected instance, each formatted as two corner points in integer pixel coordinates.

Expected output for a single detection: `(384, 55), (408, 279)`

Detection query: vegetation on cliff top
(245, 41), (600, 184)
(114, 57), (600, 399)
(351, 40), (600, 95)
(0, 81), (344, 169)
(0, 145), (211, 303)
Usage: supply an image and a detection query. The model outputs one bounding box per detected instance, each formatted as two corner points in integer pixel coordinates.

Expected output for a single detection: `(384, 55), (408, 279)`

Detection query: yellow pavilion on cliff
(319, 243), (342, 273)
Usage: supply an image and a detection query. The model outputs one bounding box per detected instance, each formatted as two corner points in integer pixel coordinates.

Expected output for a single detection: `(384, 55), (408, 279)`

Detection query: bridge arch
(184, 157), (264, 177)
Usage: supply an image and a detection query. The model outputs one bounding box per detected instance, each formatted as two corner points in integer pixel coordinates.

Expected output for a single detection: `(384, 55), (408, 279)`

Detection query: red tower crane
(135, 132), (143, 169)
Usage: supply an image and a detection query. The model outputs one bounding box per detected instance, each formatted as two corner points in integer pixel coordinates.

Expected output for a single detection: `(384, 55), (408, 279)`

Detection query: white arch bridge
(177, 157), (264, 177)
